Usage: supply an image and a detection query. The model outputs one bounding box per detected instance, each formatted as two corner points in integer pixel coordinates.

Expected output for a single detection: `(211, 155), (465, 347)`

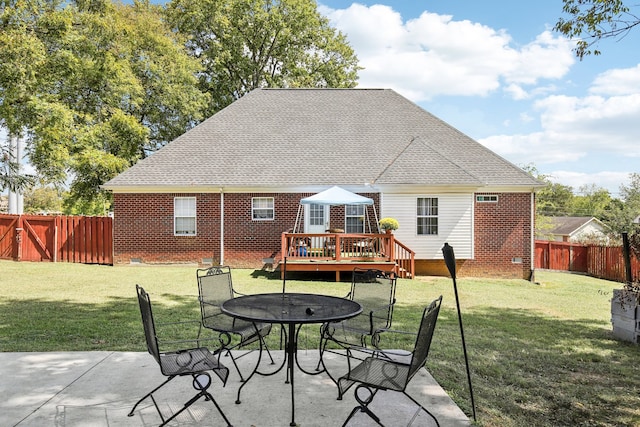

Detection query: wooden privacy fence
(535, 240), (639, 283)
(0, 214), (112, 265)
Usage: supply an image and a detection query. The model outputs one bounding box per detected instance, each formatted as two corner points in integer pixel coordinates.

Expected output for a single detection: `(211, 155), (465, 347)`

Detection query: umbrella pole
(442, 243), (477, 422)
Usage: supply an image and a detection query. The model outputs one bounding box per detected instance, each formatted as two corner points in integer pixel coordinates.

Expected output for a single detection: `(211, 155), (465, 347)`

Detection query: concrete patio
(2, 350), (471, 427)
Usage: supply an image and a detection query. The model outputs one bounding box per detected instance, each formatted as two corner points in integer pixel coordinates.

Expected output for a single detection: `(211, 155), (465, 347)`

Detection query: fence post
(15, 227), (23, 261)
(622, 232), (632, 284)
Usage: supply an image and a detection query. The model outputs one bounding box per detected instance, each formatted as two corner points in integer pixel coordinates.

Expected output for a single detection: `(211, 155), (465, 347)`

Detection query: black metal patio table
(221, 292), (362, 426)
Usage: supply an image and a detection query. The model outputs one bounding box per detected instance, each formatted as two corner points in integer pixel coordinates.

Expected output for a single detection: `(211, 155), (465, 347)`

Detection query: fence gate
(0, 214), (113, 265)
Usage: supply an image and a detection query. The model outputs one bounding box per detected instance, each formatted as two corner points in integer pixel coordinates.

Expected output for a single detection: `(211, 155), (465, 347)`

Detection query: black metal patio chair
(318, 268), (397, 382)
(129, 285), (232, 427)
(197, 265), (274, 381)
(337, 295), (443, 427)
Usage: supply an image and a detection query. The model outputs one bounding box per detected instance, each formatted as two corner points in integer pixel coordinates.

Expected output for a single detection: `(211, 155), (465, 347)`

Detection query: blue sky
(318, 1), (640, 197)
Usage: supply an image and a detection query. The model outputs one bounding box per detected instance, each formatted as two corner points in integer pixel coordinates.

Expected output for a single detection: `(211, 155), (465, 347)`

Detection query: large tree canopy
(1, 0), (360, 212)
(555, 0), (639, 59)
(165, 0), (360, 115)
(0, 0), (207, 210)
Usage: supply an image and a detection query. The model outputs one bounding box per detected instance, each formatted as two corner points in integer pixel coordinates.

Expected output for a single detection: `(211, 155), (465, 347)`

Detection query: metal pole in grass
(442, 242), (477, 422)
(282, 257), (287, 293)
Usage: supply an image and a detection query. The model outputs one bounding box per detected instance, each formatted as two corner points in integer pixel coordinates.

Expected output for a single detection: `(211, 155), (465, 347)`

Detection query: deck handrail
(281, 232), (415, 278)
(392, 238), (415, 278)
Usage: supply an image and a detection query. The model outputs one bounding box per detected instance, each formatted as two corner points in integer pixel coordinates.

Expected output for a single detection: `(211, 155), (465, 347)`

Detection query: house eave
(102, 182), (541, 194)
(101, 184), (378, 194)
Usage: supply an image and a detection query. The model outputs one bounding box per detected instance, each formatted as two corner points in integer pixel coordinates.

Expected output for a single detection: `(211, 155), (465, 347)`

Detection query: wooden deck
(281, 259), (398, 282)
(280, 232), (415, 281)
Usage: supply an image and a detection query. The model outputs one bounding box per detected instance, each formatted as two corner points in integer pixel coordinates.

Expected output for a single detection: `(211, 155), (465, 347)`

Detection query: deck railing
(281, 232), (415, 278)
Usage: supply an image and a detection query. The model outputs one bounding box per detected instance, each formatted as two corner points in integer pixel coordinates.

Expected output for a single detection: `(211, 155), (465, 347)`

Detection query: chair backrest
(408, 296), (443, 382)
(349, 268), (397, 334)
(136, 284), (161, 365)
(196, 266), (236, 331)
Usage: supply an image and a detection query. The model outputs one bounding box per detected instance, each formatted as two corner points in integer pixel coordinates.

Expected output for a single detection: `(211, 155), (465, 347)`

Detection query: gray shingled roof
(103, 88), (542, 190)
(548, 216), (602, 236)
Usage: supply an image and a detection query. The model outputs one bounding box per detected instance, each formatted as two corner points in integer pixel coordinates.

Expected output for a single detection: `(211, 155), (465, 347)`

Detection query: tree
(601, 173), (640, 235)
(1, 140), (34, 192)
(521, 164), (572, 237)
(538, 181), (575, 216)
(165, 0), (360, 115)
(24, 185), (63, 213)
(571, 184), (613, 217)
(0, 0), (207, 209)
(555, 0), (639, 59)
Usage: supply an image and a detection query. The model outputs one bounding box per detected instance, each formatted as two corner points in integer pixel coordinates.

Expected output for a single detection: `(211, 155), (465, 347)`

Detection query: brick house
(103, 88), (543, 279)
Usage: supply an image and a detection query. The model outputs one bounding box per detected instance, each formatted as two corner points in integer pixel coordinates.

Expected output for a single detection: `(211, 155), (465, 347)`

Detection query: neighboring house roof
(547, 216), (608, 239)
(103, 88), (543, 192)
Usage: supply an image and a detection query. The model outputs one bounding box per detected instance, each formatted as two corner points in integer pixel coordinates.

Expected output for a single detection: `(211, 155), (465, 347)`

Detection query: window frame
(252, 197), (275, 221)
(476, 195), (498, 203)
(345, 205), (365, 233)
(417, 197), (438, 235)
(174, 197), (197, 236)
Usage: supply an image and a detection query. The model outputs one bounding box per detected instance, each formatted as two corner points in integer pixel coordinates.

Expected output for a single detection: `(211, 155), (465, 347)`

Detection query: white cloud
(590, 64), (640, 96)
(321, 4), (573, 101)
(479, 62), (640, 166)
(318, 3), (636, 194)
(547, 170), (631, 194)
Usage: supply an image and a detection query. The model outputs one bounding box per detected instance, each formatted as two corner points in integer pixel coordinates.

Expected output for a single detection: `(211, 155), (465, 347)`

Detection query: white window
(309, 203), (324, 226)
(174, 197), (196, 235)
(417, 197), (438, 235)
(252, 197), (274, 220)
(345, 205), (365, 233)
(476, 195), (498, 202)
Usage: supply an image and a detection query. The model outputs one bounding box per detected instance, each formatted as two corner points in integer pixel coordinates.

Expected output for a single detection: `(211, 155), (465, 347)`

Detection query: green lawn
(1, 260), (638, 426)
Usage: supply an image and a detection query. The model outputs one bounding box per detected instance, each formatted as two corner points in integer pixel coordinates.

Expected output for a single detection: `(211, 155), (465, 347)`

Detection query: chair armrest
(232, 289), (247, 297)
(156, 319), (224, 351)
(370, 327), (416, 351)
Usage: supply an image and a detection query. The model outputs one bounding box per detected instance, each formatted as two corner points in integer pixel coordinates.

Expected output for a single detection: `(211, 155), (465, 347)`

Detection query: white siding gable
(572, 221), (606, 241)
(381, 193), (473, 260)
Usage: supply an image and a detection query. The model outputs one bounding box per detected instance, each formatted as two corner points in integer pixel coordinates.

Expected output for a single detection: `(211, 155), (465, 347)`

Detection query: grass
(1, 260), (639, 426)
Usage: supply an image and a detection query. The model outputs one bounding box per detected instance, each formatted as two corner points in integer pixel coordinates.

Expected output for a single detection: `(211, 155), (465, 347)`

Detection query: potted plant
(611, 231), (640, 343)
(379, 217), (399, 234)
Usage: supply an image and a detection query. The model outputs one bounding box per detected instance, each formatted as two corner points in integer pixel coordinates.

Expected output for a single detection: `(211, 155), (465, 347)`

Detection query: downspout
(530, 191), (535, 282)
(220, 188), (224, 265)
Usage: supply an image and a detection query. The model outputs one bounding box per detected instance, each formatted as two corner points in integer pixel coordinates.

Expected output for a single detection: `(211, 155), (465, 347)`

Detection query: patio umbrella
(442, 242), (477, 422)
(293, 186), (379, 233)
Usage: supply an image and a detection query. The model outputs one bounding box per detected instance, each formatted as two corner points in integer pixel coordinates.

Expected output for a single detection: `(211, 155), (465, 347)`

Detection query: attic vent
(476, 195), (498, 203)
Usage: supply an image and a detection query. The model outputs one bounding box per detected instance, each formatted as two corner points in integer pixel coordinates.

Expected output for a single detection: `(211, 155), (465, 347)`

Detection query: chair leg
(128, 376), (176, 421)
(203, 390), (234, 427)
(221, 349), (246, 382)
(261, 336), (275, 364)
(403, 391), (441, 427)
(342, 385), (384, 427)
(160, 372), (232, 427)
(158, 386), (233, 427)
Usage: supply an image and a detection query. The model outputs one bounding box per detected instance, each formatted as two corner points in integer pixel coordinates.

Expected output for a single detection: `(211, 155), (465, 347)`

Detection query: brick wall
(113, 193), (221, 264)
(460, 192), (533, 279)
(113, 191), (533, 279)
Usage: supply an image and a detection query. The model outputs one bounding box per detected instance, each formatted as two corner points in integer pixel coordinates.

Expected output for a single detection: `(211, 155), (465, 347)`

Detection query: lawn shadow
(412, 305), (640, 427)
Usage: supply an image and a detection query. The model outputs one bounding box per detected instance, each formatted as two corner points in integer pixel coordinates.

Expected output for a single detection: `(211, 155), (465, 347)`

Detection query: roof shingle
(103, 88), (542, 190)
